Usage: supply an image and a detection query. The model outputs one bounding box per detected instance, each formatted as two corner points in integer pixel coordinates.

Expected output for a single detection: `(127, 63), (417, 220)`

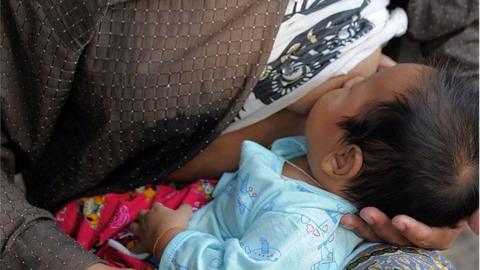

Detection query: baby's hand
(129, 203), (192, 254)
(85, 263), (133, 270)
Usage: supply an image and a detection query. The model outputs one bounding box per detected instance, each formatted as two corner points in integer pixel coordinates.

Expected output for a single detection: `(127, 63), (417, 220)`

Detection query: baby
(130, 63), (478, 269)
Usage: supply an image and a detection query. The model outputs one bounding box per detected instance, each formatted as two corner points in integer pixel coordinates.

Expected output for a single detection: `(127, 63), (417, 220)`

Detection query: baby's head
(305, 63), (478, 228)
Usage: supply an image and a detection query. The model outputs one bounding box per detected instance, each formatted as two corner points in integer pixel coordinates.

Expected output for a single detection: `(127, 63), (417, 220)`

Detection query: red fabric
(54, 179), (217, 269)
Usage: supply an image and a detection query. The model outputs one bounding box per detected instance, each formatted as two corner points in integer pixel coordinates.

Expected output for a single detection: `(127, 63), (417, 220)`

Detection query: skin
(85, 265), (132, 270)
(300, 64), (478, 247)
(89, 51), (479, 269)
(128, 62), (478, 263)
(126, 51), (392, 259)
(303, 64), (430, 194)
(166, 51), (478, 250)
(129, 203), (193, 259)
(165, 48), (385, 181)
(295, 63), (478, 247)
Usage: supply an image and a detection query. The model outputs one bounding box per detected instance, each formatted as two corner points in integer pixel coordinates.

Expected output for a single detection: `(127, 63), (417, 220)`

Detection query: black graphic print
(252, 0), (373, 105)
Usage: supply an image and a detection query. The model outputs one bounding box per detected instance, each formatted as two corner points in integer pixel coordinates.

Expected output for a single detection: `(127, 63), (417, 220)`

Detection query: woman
(1, 0), (476, 269)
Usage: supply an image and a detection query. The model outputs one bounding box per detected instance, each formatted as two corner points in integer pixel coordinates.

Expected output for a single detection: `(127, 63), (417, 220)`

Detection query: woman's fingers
(377, 54), (397, 72)
(342, 207), (468, 250)
(340, 213), (382, 242)
(392, 215), (465, 250)
(342, 76), (365, 89)
(358, 207), (411, 246)
(468, 209), (479, 235)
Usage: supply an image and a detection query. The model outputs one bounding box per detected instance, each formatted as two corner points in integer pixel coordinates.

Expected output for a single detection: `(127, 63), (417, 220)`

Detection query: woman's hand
(129, 203), (192, 253)
(340, 207), (477, 250)
(377, 53), (396, 72)
(469, 209), (479, 234)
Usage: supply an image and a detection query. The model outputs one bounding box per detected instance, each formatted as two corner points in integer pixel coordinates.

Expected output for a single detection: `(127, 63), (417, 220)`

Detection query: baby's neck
(283, 156), (324, 188)
(282, 156), (346, 198)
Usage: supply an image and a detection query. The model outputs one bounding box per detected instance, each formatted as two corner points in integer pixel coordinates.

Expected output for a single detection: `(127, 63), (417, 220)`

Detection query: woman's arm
(166, 109), (306, 181)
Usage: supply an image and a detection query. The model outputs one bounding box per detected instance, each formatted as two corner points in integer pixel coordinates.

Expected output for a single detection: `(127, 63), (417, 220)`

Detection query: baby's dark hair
(339, 65), (478, 228)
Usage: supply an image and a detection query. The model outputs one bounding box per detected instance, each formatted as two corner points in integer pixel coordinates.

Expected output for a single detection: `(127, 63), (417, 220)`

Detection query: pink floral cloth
(54, 179), (217, 269)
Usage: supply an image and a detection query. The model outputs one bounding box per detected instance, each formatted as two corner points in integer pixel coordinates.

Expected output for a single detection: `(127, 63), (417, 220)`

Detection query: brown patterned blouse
(1, 0), (287, 268)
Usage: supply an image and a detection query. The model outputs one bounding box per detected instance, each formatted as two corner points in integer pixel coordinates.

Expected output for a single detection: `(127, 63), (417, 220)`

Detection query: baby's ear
(321, 144), (363, 179)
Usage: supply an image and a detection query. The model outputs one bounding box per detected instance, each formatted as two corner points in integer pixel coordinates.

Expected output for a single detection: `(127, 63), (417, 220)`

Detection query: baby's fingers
(152, 202), (164, 210)
(129, 240), (148, 254)
(150, 202), (172, 215)
(177, 204), (193, 215)
(137, 209), (148, 219)
(129, 222), (140, 236)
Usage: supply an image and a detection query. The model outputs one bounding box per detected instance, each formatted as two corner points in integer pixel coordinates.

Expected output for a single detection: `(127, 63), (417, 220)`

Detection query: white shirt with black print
(225, 0), (407, 133)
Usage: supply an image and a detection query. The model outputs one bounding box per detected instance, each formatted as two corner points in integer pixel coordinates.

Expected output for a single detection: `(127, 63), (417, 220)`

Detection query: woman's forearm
(166, 109), (305, 181)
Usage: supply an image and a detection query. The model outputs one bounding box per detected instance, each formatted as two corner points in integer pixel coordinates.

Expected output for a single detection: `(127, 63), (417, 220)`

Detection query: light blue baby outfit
(159, 136), (363, 270)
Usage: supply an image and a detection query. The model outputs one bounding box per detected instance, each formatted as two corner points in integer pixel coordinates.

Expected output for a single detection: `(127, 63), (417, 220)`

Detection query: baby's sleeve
(158, 210), (347, 270)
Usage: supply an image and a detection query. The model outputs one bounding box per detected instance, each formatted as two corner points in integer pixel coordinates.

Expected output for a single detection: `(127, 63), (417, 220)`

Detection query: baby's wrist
(152, 227), (184, 259)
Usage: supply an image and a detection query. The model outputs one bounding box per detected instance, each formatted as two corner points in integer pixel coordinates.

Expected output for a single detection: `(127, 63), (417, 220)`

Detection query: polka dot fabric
(1, 0), (287, 268)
